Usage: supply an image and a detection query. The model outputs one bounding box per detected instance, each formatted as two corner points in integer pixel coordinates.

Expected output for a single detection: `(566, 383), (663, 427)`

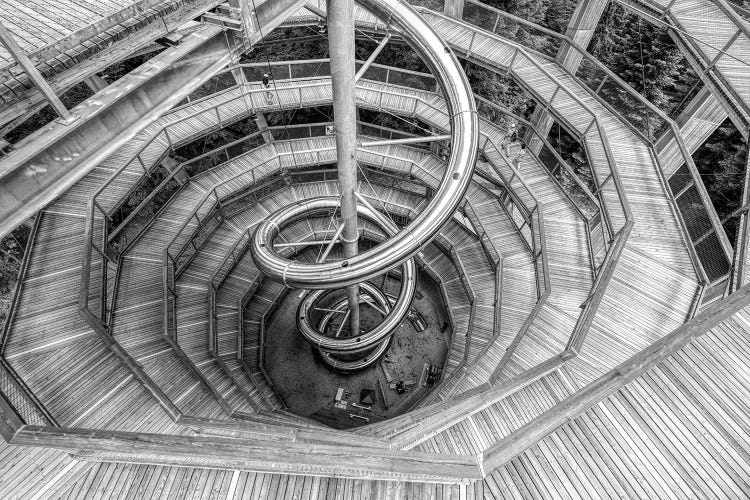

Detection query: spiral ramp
(0, 0), (749, 497)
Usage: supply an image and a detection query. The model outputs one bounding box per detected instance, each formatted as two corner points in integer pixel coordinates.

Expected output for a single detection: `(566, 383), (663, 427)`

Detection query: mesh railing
(0, 359), (54, 427)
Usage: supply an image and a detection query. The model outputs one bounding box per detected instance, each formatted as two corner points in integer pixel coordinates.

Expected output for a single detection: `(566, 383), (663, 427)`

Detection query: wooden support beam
(0, 21), (70, 120)
(161, 156), (189, 185)
(0, 0), (309, 238)
(525, 0), (608, 152)
(304, 2), (328, 19)
(483, 283), (750, 471)
(229, 0), (258, 39)
(0, 26), (230, 238)
(0, 0), (222, 131)
(443, 0), (466, 18)
(11, 425), (482, 482)
(655, 86), (728, 176)
(253, 111), (274, 142)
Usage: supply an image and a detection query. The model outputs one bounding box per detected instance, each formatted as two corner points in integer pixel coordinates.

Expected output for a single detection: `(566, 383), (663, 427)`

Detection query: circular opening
(341, 261), (349, 267)
(452, 172), (460, 180)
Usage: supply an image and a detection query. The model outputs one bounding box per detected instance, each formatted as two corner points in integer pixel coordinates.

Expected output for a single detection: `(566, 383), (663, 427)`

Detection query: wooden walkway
(3, 3), (750, 496)
(1, 72), (698, 459)
(483, 300), (750, 498)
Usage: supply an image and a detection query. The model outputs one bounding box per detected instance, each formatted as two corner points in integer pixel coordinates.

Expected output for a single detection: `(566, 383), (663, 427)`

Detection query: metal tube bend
(265, 196), (417, 352)
(250, 0), (478, 288)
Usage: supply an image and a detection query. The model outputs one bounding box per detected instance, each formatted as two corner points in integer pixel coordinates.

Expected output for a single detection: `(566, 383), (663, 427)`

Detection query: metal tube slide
(314, 282), (391, 371)
(266, 196), (416, 352)
(250, 0), (478, 288)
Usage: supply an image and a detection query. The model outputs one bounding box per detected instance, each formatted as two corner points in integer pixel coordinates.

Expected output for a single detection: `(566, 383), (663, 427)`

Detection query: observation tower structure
(0, 0), (748, 497)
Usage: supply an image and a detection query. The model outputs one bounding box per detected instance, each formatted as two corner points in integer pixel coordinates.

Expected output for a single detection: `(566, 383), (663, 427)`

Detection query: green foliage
(588, 4), (700, 115)
(692, 122), (749, 241)
(0, 225), (30, 323)
(464, 62), (535, 118)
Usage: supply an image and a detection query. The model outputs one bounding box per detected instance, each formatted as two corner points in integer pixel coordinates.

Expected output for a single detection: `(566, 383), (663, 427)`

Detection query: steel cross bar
(359, 134), (451, 147)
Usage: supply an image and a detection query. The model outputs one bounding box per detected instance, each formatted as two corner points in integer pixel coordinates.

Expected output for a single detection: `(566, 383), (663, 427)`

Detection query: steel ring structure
(267, 196), (417, 365)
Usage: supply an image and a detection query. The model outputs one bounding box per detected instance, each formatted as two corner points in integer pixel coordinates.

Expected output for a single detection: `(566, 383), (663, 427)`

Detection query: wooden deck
(2, 2), (750, 496)
(0, 0), (150, 67)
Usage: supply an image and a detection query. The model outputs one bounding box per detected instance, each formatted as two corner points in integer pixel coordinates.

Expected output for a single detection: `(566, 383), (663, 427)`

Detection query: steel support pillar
(328, 0), (361, 335)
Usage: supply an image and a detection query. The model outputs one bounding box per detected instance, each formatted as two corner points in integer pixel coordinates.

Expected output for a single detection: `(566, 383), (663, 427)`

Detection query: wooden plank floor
(41, 461), (484, 500)
(487, 306), (750, 498)
(2, 8), (743, 494)
(3, 71), (694, 431)
(0, 0), (140, 67)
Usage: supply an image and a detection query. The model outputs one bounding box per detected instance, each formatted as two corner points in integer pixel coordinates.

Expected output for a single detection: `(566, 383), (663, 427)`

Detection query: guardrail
(1, 215), (40, 355)
(77, 57), (627, 415)
(209, 228), (252, 353)
(77, 73), (592, 407)
(453, 0), (732, 303)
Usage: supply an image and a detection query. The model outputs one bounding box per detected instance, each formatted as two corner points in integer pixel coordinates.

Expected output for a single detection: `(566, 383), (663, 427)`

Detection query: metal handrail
(0, 214), (40, 355)
(81, 60), (624, 402)
(81, 77), (573, 387)
(208, 228), (253, 353)
(451, 1), (731, 269)
(422, 6), (728, 291)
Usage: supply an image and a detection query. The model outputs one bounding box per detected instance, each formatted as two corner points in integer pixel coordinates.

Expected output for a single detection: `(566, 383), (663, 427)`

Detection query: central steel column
(328, 0), (360, 335)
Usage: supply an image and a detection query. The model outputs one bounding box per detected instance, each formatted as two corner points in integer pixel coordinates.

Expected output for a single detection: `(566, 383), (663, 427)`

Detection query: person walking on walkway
(513, 143), (527, 171)
(502, 119), (517, 156)
(262, 72), (273, 105)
